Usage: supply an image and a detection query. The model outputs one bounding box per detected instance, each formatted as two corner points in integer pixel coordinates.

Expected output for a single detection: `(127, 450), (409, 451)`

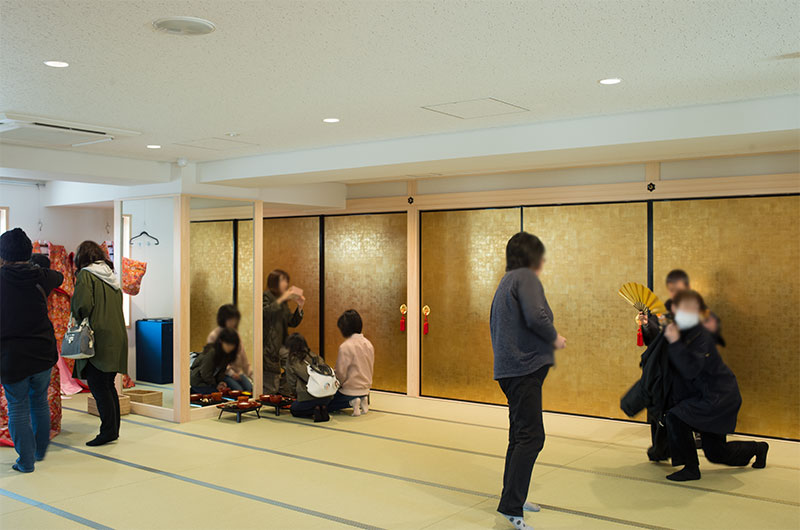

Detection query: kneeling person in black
(663, 290), (768, 482)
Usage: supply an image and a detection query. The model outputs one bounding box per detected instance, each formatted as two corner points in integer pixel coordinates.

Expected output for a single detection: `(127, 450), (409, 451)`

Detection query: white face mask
(674, 309), (700, 330)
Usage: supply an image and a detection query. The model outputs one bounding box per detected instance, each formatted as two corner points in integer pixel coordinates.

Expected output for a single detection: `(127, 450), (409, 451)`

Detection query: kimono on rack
(0, 242), (73, 446)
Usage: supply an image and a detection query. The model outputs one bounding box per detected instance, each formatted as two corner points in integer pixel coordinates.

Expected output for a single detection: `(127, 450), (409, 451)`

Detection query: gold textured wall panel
(237, 220), (255, 364)
(263, 217), (320, 353)
(190, 221), (234, 352)
(653, 196), (800, 438)
(324, 214), (407, 393)
(524, 203), (648, 420)
(421, 208), (520, 403)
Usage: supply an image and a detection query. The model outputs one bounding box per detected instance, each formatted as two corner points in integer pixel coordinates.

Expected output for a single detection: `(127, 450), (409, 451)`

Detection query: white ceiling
(1, 0), (798, 165)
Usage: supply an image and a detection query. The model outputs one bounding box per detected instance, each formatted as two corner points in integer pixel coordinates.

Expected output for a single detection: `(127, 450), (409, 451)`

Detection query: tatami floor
(1, 393), (798, 530)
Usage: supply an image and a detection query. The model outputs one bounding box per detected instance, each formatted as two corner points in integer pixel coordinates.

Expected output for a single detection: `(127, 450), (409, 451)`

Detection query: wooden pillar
(174, 195), (191, 422)
(252, 201), (264, 395)
(406, 181), (420, 397)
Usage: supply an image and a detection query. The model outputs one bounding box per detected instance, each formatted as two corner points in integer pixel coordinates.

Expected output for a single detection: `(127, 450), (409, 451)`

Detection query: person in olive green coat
(71, 241), (127, 447)
(262, 269), (304, 394)
(284, 333), (333, 422)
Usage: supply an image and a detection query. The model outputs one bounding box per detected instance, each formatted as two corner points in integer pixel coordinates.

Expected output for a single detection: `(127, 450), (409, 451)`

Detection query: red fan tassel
(423, 315), (429, 335)
(637, 325), (644, 347)
(400, 315), (406, 332)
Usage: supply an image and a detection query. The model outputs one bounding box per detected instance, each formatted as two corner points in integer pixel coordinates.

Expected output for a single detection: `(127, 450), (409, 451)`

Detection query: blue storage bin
(135, 318), (174, 384)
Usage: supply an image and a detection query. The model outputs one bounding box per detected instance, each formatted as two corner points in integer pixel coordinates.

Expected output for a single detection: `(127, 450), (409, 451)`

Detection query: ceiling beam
(196, 95), (800, 187)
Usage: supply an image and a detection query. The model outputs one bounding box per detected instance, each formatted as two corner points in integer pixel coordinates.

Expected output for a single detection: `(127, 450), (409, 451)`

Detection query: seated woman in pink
(327, 310), (374, 416)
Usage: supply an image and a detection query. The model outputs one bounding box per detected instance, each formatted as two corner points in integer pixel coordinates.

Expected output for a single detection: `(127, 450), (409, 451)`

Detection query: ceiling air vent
(0, 112), (140, 148)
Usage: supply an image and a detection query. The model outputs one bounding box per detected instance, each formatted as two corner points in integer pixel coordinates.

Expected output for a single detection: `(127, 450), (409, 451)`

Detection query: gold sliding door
(421, 208), (520, 403)
(523, 203), (648, 420)
(653, 196), (800, 438)
(324, 214), (407, 393)
(189, 221), (234, 352)
(263, 217), (321, 353)
(237, 220), (254, 358)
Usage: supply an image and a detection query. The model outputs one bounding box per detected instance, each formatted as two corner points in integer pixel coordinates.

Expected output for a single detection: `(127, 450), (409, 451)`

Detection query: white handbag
(62, 316), (95, 360)
(306, 362), (340, 398)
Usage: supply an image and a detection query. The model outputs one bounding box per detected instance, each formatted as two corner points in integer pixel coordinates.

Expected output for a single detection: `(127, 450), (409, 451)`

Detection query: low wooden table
(217, 402), (262, 422)
(258, 398), (295, 416)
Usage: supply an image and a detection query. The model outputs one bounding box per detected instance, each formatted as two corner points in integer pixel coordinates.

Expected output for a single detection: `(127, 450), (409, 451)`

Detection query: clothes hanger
(129, 231), (160, 246)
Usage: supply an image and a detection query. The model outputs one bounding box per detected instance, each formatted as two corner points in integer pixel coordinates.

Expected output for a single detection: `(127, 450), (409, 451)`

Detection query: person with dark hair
(640, 269), (725, 346)
(262, 269), (304, 394)
(29, 253), (51, 269)
(207, 304), (252, 392)
(191, 328), (240, 394)
(490, 232), (566, 529)
(283, 333), (333, 422)
(327, 310), (374, 416)
(0, 228), (63, 472)
(71, 240), (127, 447)
(663, 290), (768, 481)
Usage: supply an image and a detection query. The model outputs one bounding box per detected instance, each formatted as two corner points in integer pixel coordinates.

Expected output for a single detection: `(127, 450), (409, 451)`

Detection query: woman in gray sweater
(490, 232), (566, 530)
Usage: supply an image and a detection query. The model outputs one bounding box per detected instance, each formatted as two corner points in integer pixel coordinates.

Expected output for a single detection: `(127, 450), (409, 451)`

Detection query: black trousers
(85, 363), (120, 439)
(647, 408), (670, 461)
(289, 397), (333, 418)
(666, 411), (757, 470)
(497, 366), (549, 517)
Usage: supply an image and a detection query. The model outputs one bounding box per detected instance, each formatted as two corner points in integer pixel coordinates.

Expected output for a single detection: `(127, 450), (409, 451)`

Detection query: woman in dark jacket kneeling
(191, 329), (240, 394)
(284, 333), (333, 423)
(664, 290), (768, 481)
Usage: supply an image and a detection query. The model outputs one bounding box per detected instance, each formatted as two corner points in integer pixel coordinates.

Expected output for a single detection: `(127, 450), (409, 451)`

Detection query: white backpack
(306, 362), (340, 398)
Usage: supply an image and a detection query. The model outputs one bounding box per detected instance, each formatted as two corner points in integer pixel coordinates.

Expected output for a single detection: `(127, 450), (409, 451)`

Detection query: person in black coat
(638, 269), (725, 457)
(0, 228), (64, 473)
(663, 290), (768, 482)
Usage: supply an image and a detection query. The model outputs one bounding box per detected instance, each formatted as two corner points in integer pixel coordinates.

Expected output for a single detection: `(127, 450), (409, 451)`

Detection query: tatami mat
(1, 392), (797, 529)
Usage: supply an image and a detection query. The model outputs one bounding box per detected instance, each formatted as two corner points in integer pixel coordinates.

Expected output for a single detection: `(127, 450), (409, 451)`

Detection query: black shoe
(666, 467), (701, 482)
(647, 446), (669, 462)
(752, 442), (769, 469)
(86, 435), (118, 447)
(313, 405), (330, 423)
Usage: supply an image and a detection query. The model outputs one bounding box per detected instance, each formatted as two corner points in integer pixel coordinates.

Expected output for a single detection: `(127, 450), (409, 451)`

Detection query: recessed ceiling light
(225, 132), (239, 137)
(322, 118), (340, 123)
(146, 144), (162, 149)
(153, 16), (216, 36)
(44, 61), (69, 68)
(598, 77), (622, 85)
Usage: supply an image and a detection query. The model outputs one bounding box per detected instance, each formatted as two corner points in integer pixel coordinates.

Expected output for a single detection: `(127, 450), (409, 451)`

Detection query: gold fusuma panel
(653, 196), (800, 438)
(263, 217), (321, 353)
(189, 221), (234, 352)
(324, 213), (408, 393)
(524, 203), (648, 420)
(237, 220), (255, 364)
(421, 208), (520, 403)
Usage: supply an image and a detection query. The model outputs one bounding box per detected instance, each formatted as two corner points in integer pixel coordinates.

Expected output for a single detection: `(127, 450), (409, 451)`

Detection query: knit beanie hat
(0, 228), (33, 262)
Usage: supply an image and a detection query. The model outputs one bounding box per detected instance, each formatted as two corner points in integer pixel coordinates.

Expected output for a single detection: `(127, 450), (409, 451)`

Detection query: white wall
(0, 183), (112, 252)
(122, 197), (176, 378)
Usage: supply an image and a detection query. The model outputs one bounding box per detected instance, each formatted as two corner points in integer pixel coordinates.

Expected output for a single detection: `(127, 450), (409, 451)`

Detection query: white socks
(349, 396), (369, 416)
(523, 502), (541, 512)
(501, 514), (532, 529)
(350, 397), (362, 417)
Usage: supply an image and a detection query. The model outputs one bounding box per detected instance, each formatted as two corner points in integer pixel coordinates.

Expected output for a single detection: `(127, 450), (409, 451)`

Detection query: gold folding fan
(618, 282), (668, 316)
